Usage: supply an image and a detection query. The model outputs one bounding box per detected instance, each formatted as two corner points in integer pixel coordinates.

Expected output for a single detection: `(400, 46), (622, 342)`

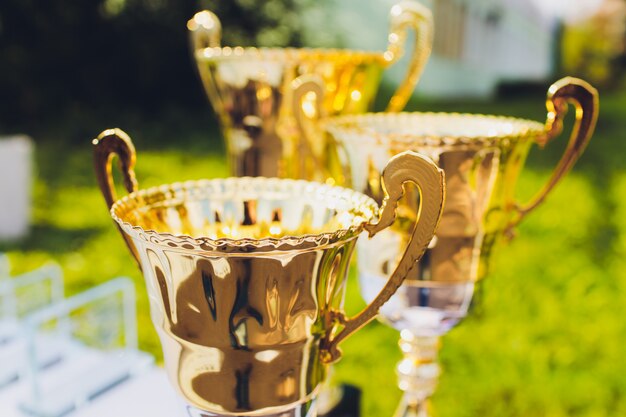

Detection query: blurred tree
(0, 0), (324, 130)
(561, 0), (626, 87)
(199, 0), (307, 47)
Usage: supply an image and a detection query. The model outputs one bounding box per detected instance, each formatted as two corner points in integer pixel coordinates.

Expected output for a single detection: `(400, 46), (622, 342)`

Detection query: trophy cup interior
(326, 112), (545, 151)
(111, 177), (378, 243)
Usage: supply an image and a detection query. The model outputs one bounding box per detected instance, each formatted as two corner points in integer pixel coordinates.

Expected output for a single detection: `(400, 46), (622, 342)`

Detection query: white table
(1, 366), (182, 417)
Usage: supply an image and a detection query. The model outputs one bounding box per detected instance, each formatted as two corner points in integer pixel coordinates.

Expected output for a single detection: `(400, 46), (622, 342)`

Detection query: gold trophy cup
(300, 77), (599, 416)
(93, 129), (445, 416)
(188, 1), (433, 181)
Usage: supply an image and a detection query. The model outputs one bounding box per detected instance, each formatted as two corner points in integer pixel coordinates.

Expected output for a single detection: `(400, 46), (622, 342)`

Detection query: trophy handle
(509, 77), (599, 231)
(321, 151), (445, 363)
(385, 1), (434, 112)
(187, 10), (222, 51)
(291, 75), (327, 179)
(92, 128), (141, 268)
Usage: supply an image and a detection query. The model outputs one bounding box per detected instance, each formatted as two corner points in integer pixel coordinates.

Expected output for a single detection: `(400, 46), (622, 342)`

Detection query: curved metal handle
(291, 75), (327, 180)
(510, 77), (599, 230)
(187, 10), (222, 52)
(321, 151), (445, 363)
(92, 128), (141, 268)
(385, 1), (434, 112)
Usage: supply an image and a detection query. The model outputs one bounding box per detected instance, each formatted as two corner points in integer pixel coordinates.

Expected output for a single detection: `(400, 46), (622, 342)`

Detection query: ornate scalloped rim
(324, 112), (548, 148)
(194, 46), (389, 64)
(110, 177), (379, 254)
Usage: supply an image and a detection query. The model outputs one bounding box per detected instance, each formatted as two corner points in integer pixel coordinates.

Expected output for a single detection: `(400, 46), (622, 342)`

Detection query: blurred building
(418, 0), (556, 97)
(315, 0), (557, 98)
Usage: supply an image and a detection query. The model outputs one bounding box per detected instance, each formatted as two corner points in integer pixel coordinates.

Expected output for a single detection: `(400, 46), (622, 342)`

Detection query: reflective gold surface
(92, 129), (444, 415)
(188, 2), (433, 180)
(323, 77), (599, 287)
(322, 77), (598, 417)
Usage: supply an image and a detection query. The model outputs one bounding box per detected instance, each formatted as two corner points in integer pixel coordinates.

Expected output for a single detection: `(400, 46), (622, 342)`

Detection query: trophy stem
(317, 366), (343, 415)
(394, 331), (440, 417)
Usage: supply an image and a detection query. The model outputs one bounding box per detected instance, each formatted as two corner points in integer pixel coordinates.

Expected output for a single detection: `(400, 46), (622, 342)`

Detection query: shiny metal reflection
(93, 129), (445, 416)
(188, 2), (433, 181)
(320, 76), (599, 417)
(323, 77), (599, 286)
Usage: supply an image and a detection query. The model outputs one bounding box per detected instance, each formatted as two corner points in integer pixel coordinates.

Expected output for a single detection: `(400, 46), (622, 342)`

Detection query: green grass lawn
(2, 85), (625, 416)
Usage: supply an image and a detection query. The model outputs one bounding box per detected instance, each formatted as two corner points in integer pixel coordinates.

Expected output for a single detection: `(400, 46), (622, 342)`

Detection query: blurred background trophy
(187, 1), (433, 181)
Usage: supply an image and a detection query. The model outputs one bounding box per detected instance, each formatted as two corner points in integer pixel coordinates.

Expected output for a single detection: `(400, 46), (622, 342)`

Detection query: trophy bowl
(188, 1), (433, 181)
(325, 77), (599, 282)
(92, 129), (445, 416)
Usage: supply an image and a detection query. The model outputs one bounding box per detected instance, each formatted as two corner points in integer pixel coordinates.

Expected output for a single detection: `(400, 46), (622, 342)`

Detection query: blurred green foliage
(2, 83), (625, 416)
(561, 9), (626, 88)
(0, 0), (328, 129)
(562, 25), (618, 86)
(198, 0), (314, 47)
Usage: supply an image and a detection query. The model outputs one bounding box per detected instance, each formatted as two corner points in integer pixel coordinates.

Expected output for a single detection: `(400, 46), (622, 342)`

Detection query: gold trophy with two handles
(295, 76), (599, 416)
(187, 1), (433, 181)
(93, 129), (445, 416)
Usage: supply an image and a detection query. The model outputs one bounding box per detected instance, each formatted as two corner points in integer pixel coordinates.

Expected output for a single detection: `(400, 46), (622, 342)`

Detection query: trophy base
(318, 384), (360, 417)
(186, 398), (318, 417)
(393, 395), (430, 417)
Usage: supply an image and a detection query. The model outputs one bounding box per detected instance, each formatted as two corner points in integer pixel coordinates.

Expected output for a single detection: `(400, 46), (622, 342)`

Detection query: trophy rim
(110, 176), (379, 254)
(194, 46), (390, 64)
(324, 112), (547, 148)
